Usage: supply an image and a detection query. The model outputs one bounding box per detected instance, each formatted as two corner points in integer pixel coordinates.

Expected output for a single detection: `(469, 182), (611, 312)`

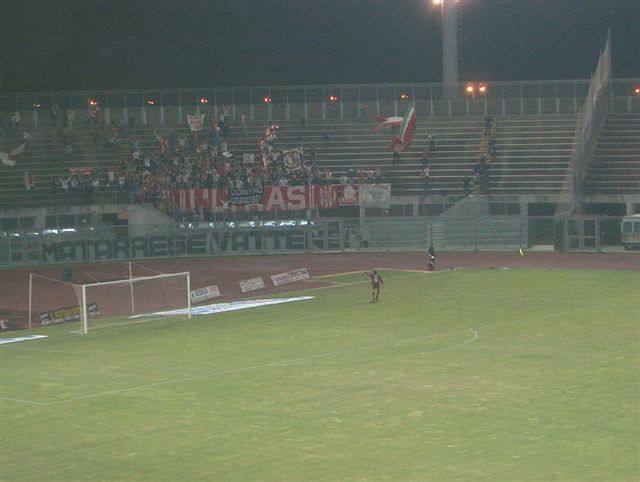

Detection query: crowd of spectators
(4, 102), (393, 209)
(92, 106), (391, 211)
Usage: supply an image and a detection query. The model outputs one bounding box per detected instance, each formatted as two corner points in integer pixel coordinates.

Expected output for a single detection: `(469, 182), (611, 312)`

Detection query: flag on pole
(258, 124), (278, 170)
(519, 247), (524, 257)
(388, 103), (416, 152)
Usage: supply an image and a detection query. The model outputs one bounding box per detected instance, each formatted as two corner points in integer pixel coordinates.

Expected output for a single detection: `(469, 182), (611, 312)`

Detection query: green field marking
(1, 269), (638, 481)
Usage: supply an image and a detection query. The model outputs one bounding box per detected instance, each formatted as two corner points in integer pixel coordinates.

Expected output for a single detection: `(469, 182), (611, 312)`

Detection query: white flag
(0, 142), (26, 167)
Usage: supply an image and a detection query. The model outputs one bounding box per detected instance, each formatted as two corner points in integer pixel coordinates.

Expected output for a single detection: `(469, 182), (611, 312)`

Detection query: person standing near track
(427, 244), (436, 271)
(364, 270), (383, 302)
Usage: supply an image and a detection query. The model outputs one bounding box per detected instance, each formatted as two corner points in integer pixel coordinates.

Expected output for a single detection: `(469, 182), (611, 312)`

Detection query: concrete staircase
(585, 113), (640, 194)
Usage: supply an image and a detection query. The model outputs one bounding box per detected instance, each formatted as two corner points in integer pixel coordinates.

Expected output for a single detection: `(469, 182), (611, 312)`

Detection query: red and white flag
(373, 115), (403, 131)
(258, 124), (278, 170)
(388, 103), (416, 152)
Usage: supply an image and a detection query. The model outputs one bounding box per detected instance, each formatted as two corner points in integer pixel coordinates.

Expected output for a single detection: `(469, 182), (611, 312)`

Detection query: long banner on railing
(172, 184), (390, 211)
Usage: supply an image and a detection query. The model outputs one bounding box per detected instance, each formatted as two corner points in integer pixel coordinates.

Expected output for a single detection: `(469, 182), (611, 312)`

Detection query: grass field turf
(1, 268), (638, 481)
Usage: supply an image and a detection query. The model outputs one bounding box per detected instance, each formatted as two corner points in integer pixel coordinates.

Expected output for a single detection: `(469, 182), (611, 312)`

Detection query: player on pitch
(364, 270), (383, 302)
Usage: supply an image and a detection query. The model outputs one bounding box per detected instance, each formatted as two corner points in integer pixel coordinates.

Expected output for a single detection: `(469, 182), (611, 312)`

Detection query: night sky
(1, 0), (638, 93)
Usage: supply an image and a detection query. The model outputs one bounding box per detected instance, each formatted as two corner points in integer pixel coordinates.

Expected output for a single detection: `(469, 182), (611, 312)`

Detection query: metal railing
(3, 79), (639, 122)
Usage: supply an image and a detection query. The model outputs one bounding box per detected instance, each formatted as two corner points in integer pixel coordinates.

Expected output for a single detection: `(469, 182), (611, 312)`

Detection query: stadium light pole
(433, 0), (461, 99)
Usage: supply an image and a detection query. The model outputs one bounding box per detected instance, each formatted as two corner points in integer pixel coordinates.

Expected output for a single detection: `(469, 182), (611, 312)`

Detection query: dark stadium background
(1, 0), (638, 93)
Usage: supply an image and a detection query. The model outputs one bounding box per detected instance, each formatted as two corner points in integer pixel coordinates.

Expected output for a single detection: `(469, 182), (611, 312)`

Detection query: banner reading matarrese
(171, 184), (382, 212)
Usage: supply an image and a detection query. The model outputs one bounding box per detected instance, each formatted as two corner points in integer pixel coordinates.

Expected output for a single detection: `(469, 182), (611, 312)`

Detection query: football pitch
(1, 268), (638, 481)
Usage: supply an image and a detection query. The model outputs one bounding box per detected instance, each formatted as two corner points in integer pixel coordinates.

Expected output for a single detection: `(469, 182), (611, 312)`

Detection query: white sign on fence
(190, 284), (221, 303)
(239, 277), (266, 293)
(359, 184), (391, 207)
(271, 267), (310, 286)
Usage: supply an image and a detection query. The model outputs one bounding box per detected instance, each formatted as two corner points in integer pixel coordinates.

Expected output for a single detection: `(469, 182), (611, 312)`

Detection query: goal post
(28, 273), (32, 329)
(80, 271), (192, 334)
(128, 261), (135, 315)
(29, 270), (192, 335)
(28, 272), (82, 330)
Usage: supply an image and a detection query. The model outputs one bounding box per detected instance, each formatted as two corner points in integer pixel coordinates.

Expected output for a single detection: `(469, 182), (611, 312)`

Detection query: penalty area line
(7, 326), (480, 406)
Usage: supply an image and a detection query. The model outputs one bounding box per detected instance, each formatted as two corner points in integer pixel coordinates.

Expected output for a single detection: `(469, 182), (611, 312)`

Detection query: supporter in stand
(463, 176), (471, 197)
(347, 167), (357, 184)
(51, 104), (59, 126)
(239, 112), (248, 136)
(357, 167), (366, 183)
(24, 171), (35, 205)
(428, 132), (436, 154)
(421, 147), (430, 168)
(10, 112), (21, 133)
(420, 163), (431, 194)
(63, 129), (73, 159)
(66, 108), (74, 128)
(484, 116), (494, 135)
(323, 168), (333, 184)
(323, 127), (332, 144)
(488, 137), (497, 156)
(299, 117), (307, 137)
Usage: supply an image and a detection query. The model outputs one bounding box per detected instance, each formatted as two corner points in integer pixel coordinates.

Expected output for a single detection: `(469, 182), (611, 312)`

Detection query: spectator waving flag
(388, 103), (416, 152)
(187, 114), (206, 132)
(0, 141), (27, 167)
(258, 124), (278, 169)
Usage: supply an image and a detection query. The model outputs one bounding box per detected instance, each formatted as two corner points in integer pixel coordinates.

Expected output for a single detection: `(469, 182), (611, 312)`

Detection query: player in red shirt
(364, 270), (383, 302)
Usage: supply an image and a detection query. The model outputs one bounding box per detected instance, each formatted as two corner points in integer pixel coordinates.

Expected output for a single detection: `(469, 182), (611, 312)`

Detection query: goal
(28, 270), (192, 334)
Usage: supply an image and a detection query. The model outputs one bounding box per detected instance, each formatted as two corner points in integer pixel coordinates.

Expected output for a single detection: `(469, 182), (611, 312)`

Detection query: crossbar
(82, 271), (191, 288)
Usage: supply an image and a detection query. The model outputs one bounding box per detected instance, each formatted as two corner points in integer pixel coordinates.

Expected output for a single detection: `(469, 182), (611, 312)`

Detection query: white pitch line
(5, 298), (601, 407)
(0, 396), (47, 405)
(3, 326), (480, 406)
(394, 328), (478, 359)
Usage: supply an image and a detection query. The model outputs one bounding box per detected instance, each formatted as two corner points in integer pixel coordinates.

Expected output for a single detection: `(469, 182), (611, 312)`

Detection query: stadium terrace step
(584, 113), (640, 194)
(3, 112), (629, 209)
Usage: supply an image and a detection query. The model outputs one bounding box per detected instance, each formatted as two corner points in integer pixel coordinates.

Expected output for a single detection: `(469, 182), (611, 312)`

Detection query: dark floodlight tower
(434, 0), (461, 98)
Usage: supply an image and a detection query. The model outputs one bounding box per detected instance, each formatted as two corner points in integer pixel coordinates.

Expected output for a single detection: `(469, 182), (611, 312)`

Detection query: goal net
(29, 270), (191, 334)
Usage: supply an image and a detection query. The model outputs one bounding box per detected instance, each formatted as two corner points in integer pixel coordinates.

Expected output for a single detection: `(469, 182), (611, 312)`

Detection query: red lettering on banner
(172, 184), (383, 212)
(265, 187), (286, 210)
(287, 186), (307, 209)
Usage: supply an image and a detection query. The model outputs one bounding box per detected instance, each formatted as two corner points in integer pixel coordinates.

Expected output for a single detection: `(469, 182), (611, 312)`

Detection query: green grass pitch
(1, 268), (638, 481)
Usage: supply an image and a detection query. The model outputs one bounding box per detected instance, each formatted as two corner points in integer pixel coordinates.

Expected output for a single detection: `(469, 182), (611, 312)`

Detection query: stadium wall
(0, 214), (633, 268)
